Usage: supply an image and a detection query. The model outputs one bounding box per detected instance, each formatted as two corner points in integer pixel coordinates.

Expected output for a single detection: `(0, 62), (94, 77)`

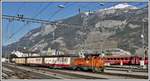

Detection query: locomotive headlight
(86, 61), (89, 63)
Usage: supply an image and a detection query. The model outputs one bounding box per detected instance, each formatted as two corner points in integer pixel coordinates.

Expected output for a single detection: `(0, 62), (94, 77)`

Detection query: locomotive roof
(84, 53), (101, 56)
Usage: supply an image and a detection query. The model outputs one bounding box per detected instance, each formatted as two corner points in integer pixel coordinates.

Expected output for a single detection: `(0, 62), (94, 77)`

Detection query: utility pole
(140, 19), (146, 68)
(53, 31), (55, 41)
(142, 19), (145, 61)
(7, 20), (13, 63)
(81, 10), (89, 51)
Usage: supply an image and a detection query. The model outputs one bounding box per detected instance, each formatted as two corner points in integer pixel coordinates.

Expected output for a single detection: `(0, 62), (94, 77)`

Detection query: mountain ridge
(2, 5), (148, 57)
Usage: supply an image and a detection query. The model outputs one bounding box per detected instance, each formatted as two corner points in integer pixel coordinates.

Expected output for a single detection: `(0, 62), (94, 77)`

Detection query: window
(145, 57), (148, 60)
(139, 58), (142, 60)
(121, 58), (123, 60)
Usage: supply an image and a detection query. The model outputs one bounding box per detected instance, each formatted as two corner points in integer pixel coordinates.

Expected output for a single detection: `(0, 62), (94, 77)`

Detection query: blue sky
(2, 2), (148, 46)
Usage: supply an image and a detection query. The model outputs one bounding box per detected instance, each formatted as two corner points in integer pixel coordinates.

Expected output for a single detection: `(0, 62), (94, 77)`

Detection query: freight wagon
(14, 54), (105, 72)
(14, 57), (26, 64)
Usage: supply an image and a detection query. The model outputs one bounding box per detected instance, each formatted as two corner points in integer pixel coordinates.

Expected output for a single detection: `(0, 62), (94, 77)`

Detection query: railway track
(106, 65), (148, 69)
(2, 63), (148, 79)
(105, 66), (148, 72)
(43, 68), (148, 79)
(99, 70), (147, 79)
(2, 69), (32, 79)
(19, 65), (148, 79)
(2, 63), (106, 79)
(2, 65), (59, 79)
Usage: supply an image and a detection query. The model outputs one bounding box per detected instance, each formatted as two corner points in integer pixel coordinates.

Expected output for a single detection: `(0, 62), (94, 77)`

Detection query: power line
(33, 3), (51, 18)
(3, 14), (84, 27)
(7, 23), (28, 41)
(48, 2), (69, 20)
(3, 15), (51, 24)
(5, 21), (12, 43)
(5, 20), (13, 59)
(5, 2), (25, 45)
(4, 3), (52, 42)
(5, 2), (72, 43)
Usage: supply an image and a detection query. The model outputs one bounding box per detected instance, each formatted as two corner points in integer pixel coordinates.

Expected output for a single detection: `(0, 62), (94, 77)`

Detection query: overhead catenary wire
(5, 20), (13, 58)
(6, 3), (51, 42)
(5, 2), (25, 42)
(5, 2), (142, 42)
(14, 2), (26, 51)
(3, 15), (84, 27)
(5, 3), (147, 46)
(5, 2), (71, 53)
(5, 3), (80, 42)
(33, 3), (52, 18)
(5, 2), (26, 44)
(5, 2), (103, 47)
(5, 21), (12, 42)
(48, 2), (69, 21)
(4, 3), (26, 58)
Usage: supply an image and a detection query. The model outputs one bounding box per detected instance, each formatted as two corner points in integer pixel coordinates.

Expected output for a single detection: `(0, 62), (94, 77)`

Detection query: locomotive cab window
(94, 57), (97, 59)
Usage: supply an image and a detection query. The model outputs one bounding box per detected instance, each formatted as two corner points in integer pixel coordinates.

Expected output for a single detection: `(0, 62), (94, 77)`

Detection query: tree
(130, 48), (136, 55)
(9, 54), (18, 62)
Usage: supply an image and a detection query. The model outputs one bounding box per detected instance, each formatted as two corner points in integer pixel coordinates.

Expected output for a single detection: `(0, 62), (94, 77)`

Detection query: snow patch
(107, 3), (138, 10)
(98, 3), (138, 12)
(41, 24), (57, 36)
(32, 32), (40, 37)
(51, 37), (66, 46)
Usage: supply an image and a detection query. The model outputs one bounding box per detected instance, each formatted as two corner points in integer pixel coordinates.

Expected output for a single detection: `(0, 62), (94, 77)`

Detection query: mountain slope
(3, 4), (148, 57)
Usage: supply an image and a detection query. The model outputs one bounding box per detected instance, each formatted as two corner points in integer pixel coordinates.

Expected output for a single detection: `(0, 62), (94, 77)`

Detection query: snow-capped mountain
(96, 3), (138, 15)
(105, 3), (138, 10)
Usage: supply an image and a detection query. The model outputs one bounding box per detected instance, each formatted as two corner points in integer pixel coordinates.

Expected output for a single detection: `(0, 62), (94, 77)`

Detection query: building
(104, 48), (131, 56)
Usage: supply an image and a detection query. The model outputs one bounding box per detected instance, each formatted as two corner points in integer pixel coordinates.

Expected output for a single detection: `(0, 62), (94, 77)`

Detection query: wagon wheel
(100, 68), (104, 72)
(72, 66), (77, 70)
(76, 67), (81, 71)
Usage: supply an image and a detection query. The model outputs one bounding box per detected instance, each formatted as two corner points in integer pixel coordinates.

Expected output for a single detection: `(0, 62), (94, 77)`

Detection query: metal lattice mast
(81, 11), (89, 50)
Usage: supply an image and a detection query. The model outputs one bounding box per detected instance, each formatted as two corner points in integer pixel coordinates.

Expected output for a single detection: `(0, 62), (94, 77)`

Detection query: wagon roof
(103, 55), (140, 58)
(14, 54), (79, 58)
